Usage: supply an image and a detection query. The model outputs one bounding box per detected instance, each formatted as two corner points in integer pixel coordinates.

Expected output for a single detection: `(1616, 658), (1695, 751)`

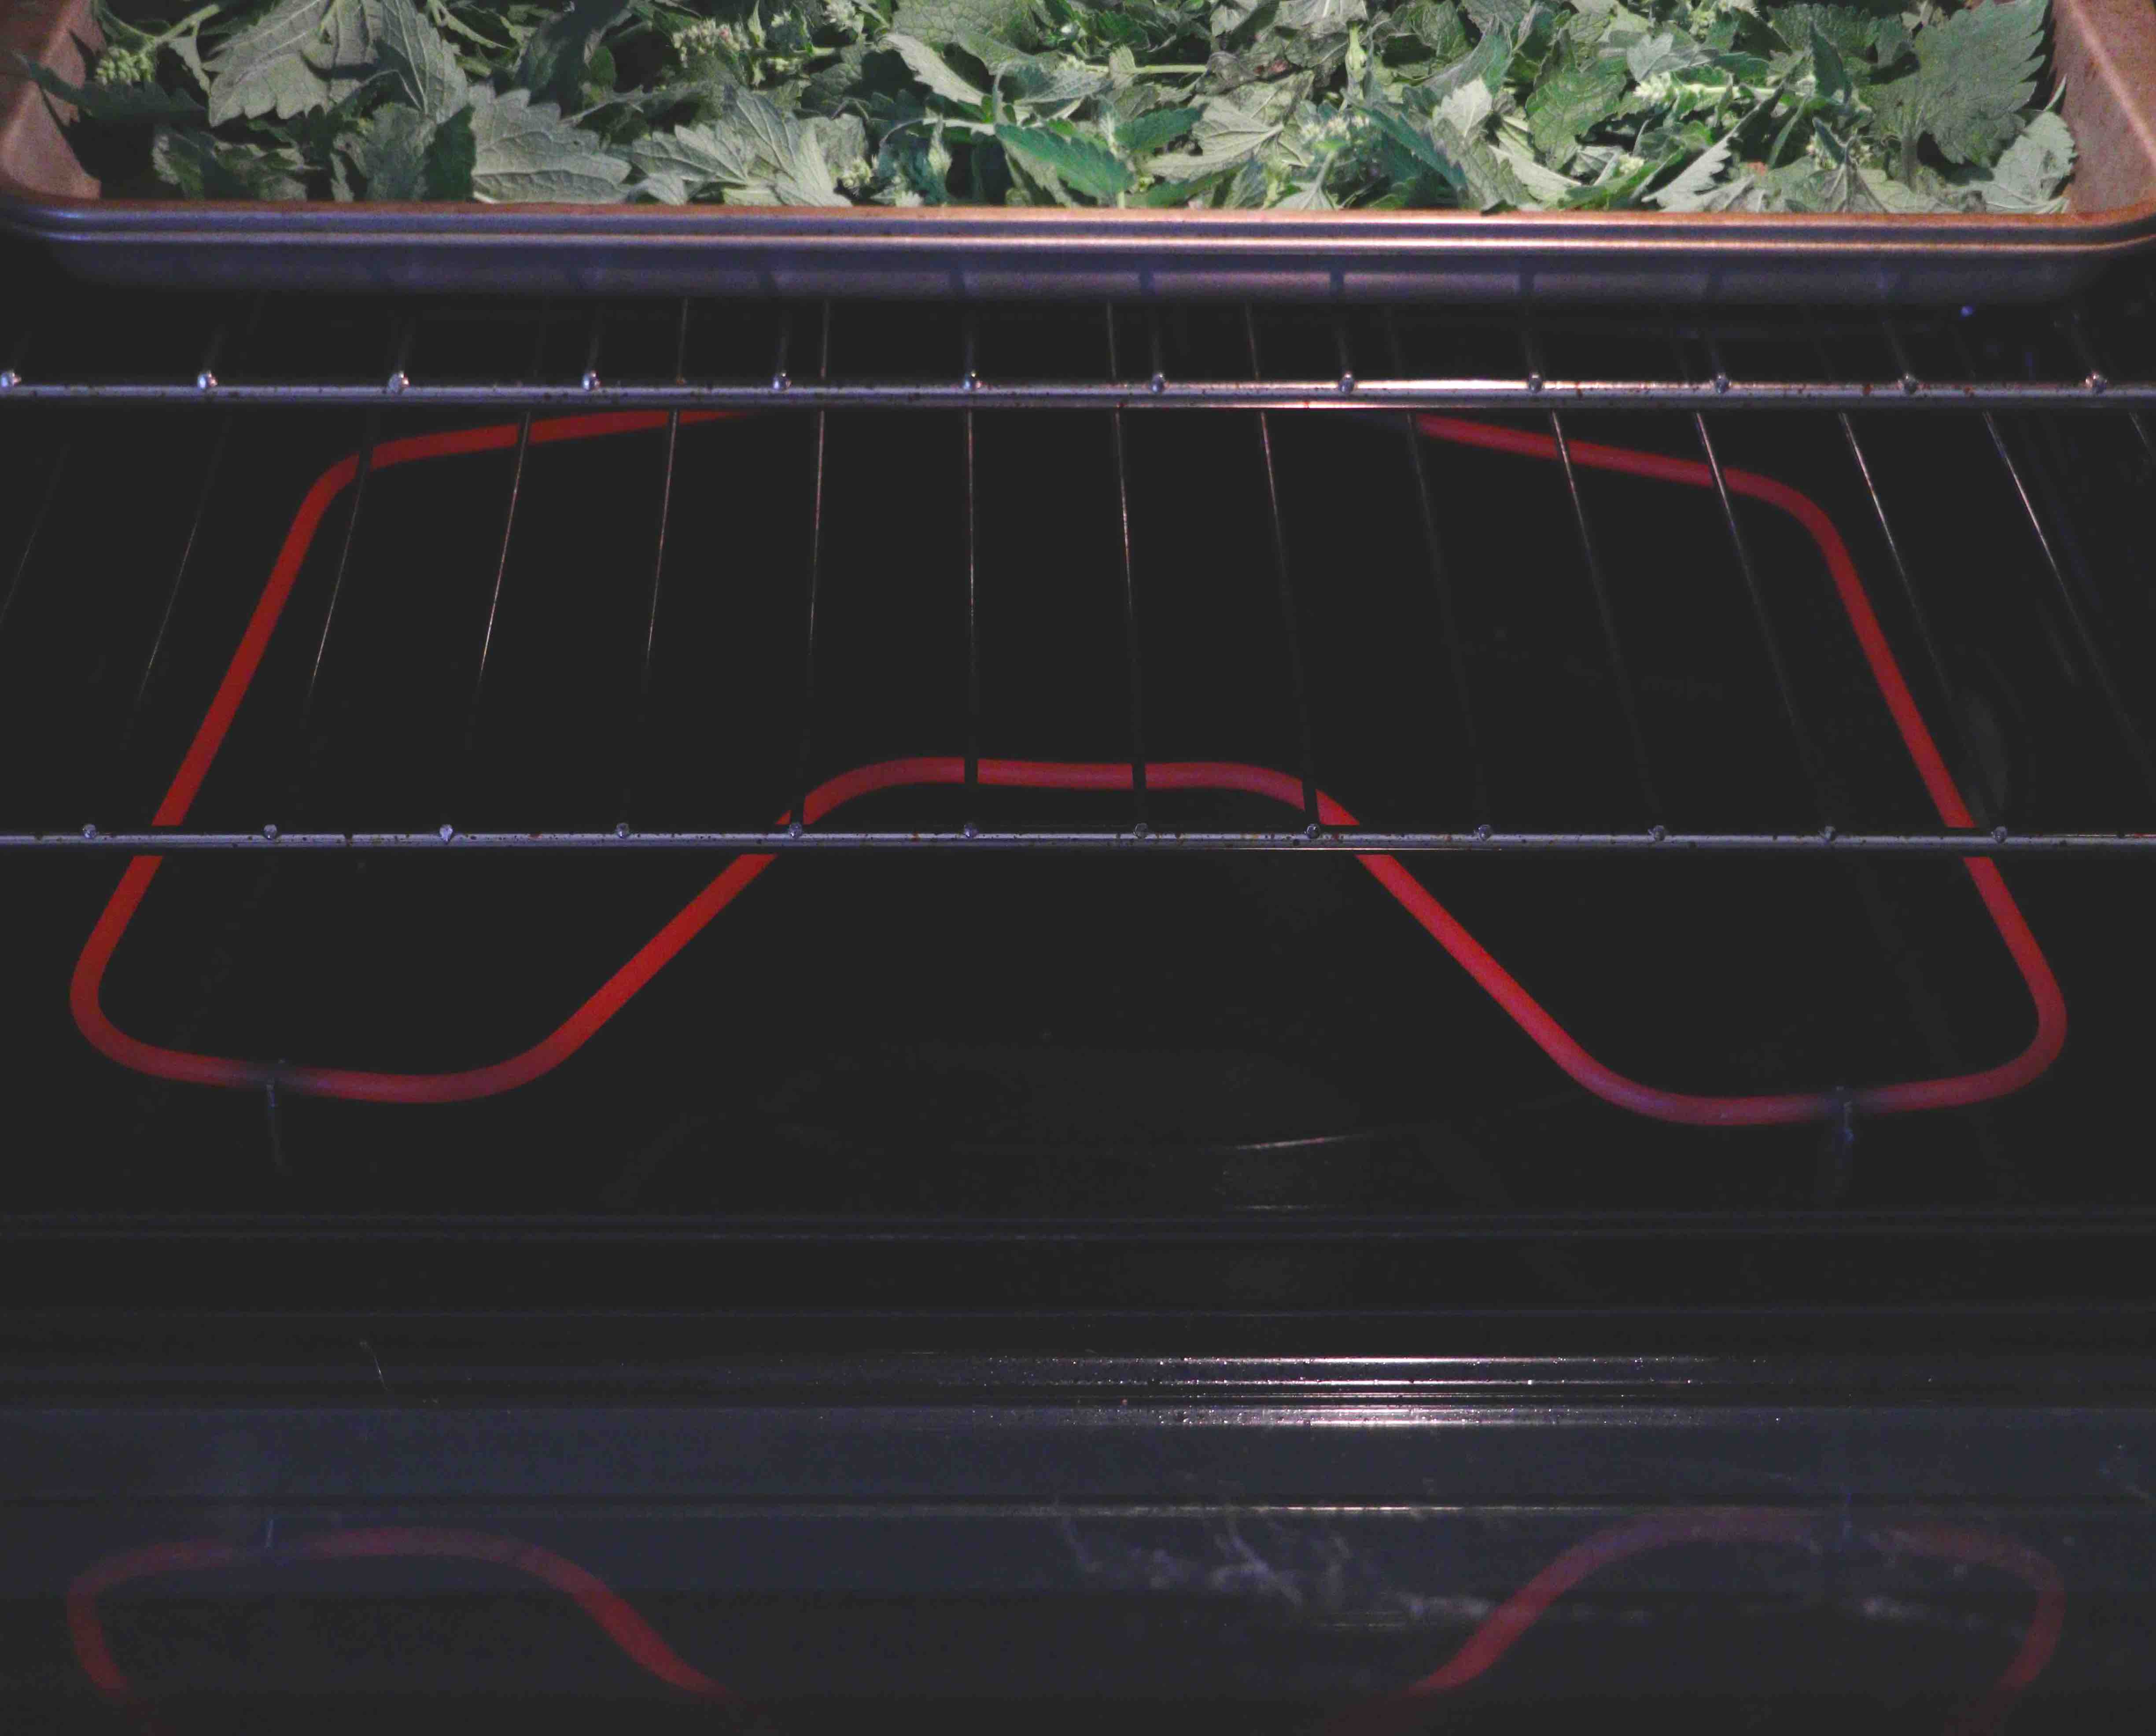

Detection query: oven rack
(2, 287), (2154, 861)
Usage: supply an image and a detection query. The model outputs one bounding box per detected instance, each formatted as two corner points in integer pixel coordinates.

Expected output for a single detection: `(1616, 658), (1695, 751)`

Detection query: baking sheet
(3, 0), (2155, 301)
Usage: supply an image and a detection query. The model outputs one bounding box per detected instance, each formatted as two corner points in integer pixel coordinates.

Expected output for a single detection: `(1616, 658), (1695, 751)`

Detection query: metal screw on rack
(0, 369), (17, 389)
(581, 370), (601, 391)
(386, 370), (408, 394)
(196, 371), (216, 392)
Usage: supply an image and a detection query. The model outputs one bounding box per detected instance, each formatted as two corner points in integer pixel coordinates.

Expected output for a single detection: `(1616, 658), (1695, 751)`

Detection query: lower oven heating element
(68, 410), (2064, 1126)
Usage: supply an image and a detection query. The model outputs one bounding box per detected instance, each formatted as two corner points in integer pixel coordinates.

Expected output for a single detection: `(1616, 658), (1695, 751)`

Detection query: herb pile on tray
(14, 0), (2075, 212)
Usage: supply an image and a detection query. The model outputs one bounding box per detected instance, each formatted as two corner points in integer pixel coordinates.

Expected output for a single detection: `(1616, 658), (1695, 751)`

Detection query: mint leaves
(18, 0), (2075, 215)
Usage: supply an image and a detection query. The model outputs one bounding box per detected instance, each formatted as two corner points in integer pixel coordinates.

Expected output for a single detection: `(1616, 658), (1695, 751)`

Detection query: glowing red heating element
(69, 410), (2064, 1125)
(69, 1512), (2062, 1732)
(1327, 1509), (2066, 1736)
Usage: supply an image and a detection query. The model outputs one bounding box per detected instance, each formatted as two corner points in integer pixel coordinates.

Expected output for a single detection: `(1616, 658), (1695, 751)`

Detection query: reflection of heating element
(70, 1512), (2062, 1732)
(71, 412), (2060, 1125)
(69, 1528), (734, 1714)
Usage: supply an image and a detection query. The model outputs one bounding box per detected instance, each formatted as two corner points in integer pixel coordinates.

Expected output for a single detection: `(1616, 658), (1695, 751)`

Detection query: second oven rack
(3, 290), (2155, 859)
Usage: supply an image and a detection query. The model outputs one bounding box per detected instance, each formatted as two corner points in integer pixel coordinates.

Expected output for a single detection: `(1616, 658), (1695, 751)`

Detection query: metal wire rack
(2, 280), (2155, 868)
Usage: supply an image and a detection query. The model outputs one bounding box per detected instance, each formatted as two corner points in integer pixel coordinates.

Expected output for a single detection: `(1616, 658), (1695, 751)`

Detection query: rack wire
(1, 288), (2153, 861)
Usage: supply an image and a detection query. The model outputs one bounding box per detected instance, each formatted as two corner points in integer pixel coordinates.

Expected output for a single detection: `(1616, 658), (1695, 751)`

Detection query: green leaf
(374, 0), (467, 119)
(1276, 0), (1368, 35)
(515, 0), (633, 110)
(1624, 31), (1706, 82)
(423, 100), (476, 197)
(1873, 0), (2044, 167)
(1645, 132), (1731, 207)
(1135, 166), (1227, 203)
(468, 86), (631, 201)
(203, 0), (334, 124)
(1524, 55), (1626, 161)
(627, 88), (850, 205)
(1492, 136), (1575, 202)
(1397, 0), (1469, 58)
(1117, 105), (1199, 151)
(882, 32), (990, 106)
(629, 119), (757, 202)
(304, 0), (382, 103)
(1977, 108), (2074, 212)
(994, 121), (1131, 199)
(892, 0), (1043, 52)
(1148, 92), (1280, 179)
(1463, 0), (1533, 39)
(152, 122), (308, 196)
(345, 100), (432, 196)
(1360, 99), (1467, 194)
(1808, 24), (1849, 104)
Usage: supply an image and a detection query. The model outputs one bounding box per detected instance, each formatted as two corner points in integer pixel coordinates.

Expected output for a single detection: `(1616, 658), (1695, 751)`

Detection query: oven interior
(3, 241), (2156, 1729)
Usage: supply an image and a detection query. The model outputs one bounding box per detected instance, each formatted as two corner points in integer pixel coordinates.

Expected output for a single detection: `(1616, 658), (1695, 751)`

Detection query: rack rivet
(2086, 371), (2111, 394)
(438, 823), (454, 842)
(0, 369), (17, 390)
(962, 821), (980, 839)
(1474, 824), (1493, 843)
(788, 820), (803, 838)
(581, 370), (601, 391)
(771, 371), (791, 392)
(81, 823), (96, 839)
(1131, 822), (1150, 840)
(1821, 824), (1838, 843)
(1148, 371), (1165, 394)
(1899, 373), (1920, 397)
(1993, 825), (2010, 844)
(1526, 373), (1544, 394)
(1338, 372), (1356, 394)
(616, 822), (629, 839)
(196, 370), (217, 392)
(263, 824), (278, 841)
(386, 371), (409, 394)
(1649, 824), (1667, 842)
(1712, 372), (1730, 395)
(962, 372), (980, 393)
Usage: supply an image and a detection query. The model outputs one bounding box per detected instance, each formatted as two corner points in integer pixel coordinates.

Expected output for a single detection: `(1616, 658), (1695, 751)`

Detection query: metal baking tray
(4, 0), (2155, 302)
